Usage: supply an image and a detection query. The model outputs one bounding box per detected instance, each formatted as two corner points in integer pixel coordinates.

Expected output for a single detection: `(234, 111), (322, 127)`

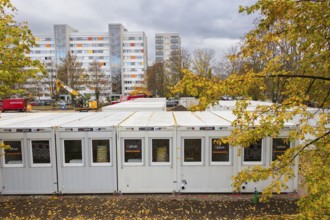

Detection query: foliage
(0, 195), (298, 219)
(129, 86), (152, 97)
(0, 0), (45, 152)
(165, 48), (191, 87)
(191, 48), (216, 78)
(0, 0), (45, 98)
(56, 52), (86, 91)
(88, 60), (109, 107)
(173, 0), (330, 218)
(146, 62), (168, 97)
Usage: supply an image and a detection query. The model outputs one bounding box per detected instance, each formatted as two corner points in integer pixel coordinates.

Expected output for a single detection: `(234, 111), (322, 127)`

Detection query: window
(92, 139), (110, 165)
(272, 138), (290, 161)
(124, 139), (142, 163)
(3, 141), (23, 166)
(244, 140), (263, 163)
(211, 139), (230, 163)
(152, 139), (170, 164)
(183, 139), (202, 164)
(31, 140), (51, 165)
(64, 140), (83, 165)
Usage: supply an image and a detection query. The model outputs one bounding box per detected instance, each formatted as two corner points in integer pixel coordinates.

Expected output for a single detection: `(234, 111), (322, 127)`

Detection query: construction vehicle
(55, 79), (97, 112)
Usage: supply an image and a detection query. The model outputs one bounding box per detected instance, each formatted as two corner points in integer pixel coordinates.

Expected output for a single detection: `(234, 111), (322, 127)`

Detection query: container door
(57, 130), (116, 193)
(118, 131), (177, 193)
(178, 130), (235, 193)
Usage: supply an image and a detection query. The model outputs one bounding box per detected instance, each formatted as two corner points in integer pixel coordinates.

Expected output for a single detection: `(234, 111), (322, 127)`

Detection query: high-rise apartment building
(26, 23), (148, 99)
(155, 33), (181, 63)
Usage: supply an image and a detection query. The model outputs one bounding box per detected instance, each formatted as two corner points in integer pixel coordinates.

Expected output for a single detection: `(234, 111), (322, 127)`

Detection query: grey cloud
(11, 0), (256, 61)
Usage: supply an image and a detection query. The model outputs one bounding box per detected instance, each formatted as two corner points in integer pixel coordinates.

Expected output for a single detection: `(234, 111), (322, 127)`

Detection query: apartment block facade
(155, 33), (181, 63)
(26, 24), (148, 99)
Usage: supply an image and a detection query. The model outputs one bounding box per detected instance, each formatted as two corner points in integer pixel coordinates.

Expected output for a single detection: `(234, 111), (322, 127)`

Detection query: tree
(191, 48), (216, 78)
(173, 0), (330, 218)
(88, 60), (109, 108)
(165, 47), (191, 87)
(57, 52), (86, 91)
(146, 62), (168, 97)
(0, 0), (45, 153)
(0, 0), (45, 98)
(129, 86), (152, 97)
(56, 52), (86, 102)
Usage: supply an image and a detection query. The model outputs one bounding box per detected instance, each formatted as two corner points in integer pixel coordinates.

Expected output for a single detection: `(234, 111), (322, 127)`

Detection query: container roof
(119, 112), (175, 127)
(60, 112), (133, 128)
(173, 111), (231, 127)
(0, 113), (92, 128)
(0, 112), (57, 126)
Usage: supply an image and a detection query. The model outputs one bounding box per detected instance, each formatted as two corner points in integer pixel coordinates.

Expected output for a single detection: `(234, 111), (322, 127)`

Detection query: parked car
(166, 98), (178, 107)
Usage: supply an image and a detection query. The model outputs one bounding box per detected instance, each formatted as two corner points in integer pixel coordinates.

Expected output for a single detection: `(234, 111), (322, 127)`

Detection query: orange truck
(1, 98), (29, 112)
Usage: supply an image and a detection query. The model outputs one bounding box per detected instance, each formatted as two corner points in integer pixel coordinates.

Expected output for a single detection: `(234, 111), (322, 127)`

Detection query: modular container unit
(102, 98), (166, 112)
(117, 112), (177, 193)
(173, 111), (234, 193)
(0, 113), (92, 194)
(56, 112), (133, 193)
(212, 111), (298, 193)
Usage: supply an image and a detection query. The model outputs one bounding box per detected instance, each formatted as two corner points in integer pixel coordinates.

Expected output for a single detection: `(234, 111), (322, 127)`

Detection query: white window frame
(242, 139), (265, 165)
(210, 137), (232, 166)
(182, 137), (204, 166)
(271, 137), (291, 161)
(150, 138), (172, 166)
(2, 139), (24, 168)
(30, 139), (52, 167)
(90, 138), (112, 167)
(62, 139), (84, 167)
(123, 138), (144, 166)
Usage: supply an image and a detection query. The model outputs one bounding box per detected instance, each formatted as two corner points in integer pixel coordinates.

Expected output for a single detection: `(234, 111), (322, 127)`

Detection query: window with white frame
(272, 138), (290, 161)
(183, 139), (202, 163)
(151, 139), (170, 164)
(31, 140), (51, 165)
(124, 139), (142, 163)
(243, 140), (263, 163)
(211, 139), (230, 164)
(92, 139), (110, 164)
(64, 140), (83, 165)
(3, 140), (23, 166)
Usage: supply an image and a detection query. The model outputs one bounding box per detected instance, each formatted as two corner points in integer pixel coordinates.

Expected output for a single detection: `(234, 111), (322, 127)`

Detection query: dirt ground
(0, 193), (299, 219)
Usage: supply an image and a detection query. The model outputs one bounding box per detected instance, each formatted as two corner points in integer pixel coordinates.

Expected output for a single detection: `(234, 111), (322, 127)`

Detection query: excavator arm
(55, 79), (81, 97)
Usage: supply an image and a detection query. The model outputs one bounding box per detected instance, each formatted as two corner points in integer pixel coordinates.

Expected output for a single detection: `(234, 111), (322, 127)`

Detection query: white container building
(212, 111), (298, 193)
(0, 111), (300, 194)
(173, 111), (234, 192)
(0, 113), (92, 194)
(56, 112), (132, 193)
(117, 111), (176, 193)
(102, 98), (166, 112)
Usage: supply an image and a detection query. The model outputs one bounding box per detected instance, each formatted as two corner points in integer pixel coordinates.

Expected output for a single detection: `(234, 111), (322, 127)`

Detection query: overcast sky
(11, 0), (257, 62)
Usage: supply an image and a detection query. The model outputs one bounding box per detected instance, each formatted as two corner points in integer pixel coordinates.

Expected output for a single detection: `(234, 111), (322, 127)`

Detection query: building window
(151, 139), (170, 164)
(243, 140), (263, 163)
(183, 139), (202, 164)
(31, 140), (51, 165)
(64, 140), (83, 165)
(3, 140), (23, 166)
(272, 138), (290, 161)
(211, 139), (230, 164)
(92, 139), (110, 165)
(124, 139), (142, 164)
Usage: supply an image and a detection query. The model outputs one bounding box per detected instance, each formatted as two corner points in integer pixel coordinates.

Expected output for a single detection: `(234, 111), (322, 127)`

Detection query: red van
(1, 98), (29, 112)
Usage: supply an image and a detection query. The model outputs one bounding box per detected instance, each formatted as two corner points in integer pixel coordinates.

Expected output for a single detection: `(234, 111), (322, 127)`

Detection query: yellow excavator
(55, 79), (97, 111)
